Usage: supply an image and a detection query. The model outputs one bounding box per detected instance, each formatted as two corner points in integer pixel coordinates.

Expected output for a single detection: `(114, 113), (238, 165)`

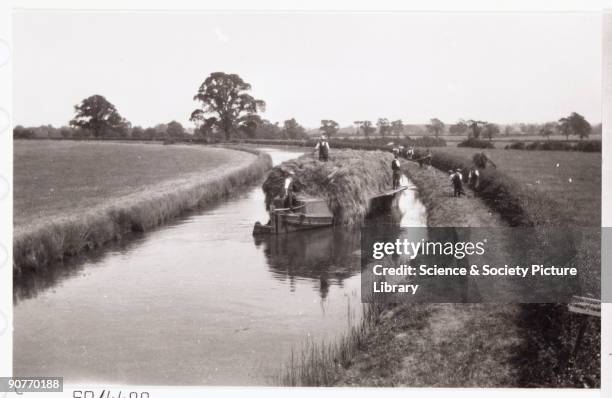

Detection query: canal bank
(281, 160), (527, 387)
(13, 145), (272, 277)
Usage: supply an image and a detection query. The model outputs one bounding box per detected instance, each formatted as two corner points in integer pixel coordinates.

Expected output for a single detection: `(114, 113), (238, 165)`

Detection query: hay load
(262, 149), (395, 225)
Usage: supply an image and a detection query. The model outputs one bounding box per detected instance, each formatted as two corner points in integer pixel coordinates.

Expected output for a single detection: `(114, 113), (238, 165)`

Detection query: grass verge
(419, 150), (600, 387)
(13, 145), (272, 277)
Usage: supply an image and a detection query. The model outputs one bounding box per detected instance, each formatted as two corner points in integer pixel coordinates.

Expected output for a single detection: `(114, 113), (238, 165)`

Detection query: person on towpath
(451, 168), (464, 197)
(468, 167), (480, 189)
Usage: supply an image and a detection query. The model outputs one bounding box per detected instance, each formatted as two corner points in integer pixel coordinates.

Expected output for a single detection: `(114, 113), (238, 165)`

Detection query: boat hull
(270, 211), (334, 234)
(253, 186), (407, 235)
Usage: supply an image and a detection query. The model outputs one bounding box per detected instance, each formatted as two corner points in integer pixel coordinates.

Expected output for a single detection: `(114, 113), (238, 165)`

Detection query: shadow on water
(254, 227), (362, 299)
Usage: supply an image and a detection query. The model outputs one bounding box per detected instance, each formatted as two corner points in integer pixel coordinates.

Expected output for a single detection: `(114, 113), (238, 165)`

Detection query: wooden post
(567, 295), (600, 359)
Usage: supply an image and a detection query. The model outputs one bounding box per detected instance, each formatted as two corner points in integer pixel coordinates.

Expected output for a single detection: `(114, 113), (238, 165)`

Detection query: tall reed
(278, 302), (385, 386)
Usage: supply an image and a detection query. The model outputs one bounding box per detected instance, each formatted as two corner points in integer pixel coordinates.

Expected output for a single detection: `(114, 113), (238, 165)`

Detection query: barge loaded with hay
(253, 149), (407, 234)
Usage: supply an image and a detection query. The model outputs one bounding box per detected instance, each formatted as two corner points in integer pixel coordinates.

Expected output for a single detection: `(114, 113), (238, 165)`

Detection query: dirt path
(334, 161), (525, 387)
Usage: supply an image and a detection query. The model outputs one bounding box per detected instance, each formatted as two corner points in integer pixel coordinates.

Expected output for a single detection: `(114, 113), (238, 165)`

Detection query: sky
(13, 11), (602, 128)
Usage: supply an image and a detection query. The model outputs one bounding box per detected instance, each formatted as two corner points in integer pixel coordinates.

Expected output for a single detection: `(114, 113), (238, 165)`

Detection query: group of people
(449, 164), (487, 198)
(283, 134), (495, 204)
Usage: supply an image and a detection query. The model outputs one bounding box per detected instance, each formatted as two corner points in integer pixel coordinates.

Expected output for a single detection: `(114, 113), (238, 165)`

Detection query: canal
(13, 147), (426, 386)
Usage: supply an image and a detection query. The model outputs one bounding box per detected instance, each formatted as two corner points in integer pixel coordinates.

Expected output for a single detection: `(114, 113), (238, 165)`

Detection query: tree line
(14, 72), (600, 142)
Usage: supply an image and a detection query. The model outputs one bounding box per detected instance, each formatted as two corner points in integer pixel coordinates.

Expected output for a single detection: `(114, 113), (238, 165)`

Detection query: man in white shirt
(283, 171), (295, 209)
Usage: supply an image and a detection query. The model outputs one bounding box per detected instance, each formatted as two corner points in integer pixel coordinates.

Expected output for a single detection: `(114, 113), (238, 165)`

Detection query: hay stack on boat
(262, 149), (394, 225)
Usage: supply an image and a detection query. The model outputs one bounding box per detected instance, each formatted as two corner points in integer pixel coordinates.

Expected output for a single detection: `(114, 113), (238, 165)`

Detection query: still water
(13, 147), (426, 386)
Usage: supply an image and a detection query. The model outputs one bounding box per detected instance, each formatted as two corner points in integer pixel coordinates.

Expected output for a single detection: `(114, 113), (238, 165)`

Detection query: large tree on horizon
(391, 119), (404, 137)
(282, 118), (306, 139)
(190, 72), (266, 141)
(467, 119), (486, 139)
(354, 120), (376, 139)
(377, 118), (392, 138)
(482, 122), (500, 141)
(69, 94), (130, 138)
(558, 112), (591, 140)
(319, 120), (339, 137)
(426, 118), (445, 139)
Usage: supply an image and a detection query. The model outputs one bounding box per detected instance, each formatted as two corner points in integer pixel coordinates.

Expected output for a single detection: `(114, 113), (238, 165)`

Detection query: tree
(355, 120), (376, 139)
(166, 120), (186, 138)
(391, 119), (404, 136)
(153, 123), (169, 140)
(13, 125), (35, 139)
(449, 120), (469, 135)
(191, 72), (265, 141)
(377, 118), (392, 137)
(467, 120), (486, 139)
(281, 118), (306, 139)
(59, 125), (74, 139)
(503, 125), (515, 135)
(593, 123), (602, 135)
(194, 117), (218, 142)
(319, 120), (339, 137)
(558, 112), (591, 140)
(539, 122), (557, 140)
(143, 127), (157, 140)
(426, 118), (445, 139)
(69, 95), (130, 138)
(237, 114), (262, 138)
(257, 119), (282, 139)
(131, 126), (144, 140)
(483, 123), (500, 141)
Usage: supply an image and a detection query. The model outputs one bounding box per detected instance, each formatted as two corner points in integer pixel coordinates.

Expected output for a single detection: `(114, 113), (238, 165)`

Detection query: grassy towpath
(333, 162), (525, 387)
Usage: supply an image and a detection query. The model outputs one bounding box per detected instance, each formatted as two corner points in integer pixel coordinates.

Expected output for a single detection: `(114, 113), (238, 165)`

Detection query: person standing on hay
(314, 134), (330, 161)
(282, 170), (296, 209)
(391, 149), (402, 189)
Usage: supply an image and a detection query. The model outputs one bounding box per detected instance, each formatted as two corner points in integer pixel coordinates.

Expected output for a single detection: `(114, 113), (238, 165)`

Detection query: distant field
(436, 147), (601, 225)
(14, 141), (254, 228)
(437, 134), (601, 148)
(330, 134), (601, 148)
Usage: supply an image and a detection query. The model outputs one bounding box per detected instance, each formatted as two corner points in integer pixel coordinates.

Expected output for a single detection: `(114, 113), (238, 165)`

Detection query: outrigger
(253, 186), (407, 235)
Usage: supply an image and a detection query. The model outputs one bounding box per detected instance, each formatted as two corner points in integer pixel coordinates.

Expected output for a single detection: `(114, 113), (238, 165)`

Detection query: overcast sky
(13, 11), (602, 128)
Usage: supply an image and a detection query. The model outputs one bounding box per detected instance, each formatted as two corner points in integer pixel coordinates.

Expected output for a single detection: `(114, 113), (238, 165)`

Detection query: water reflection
(255, 227), (361, 299)
(13, 235), (145, 303)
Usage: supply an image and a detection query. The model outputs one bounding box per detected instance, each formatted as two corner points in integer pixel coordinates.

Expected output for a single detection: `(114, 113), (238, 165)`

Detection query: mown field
(426, 134), (601, 148)
(14, 141), (255, 228)
(435, 147), (601, 225)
